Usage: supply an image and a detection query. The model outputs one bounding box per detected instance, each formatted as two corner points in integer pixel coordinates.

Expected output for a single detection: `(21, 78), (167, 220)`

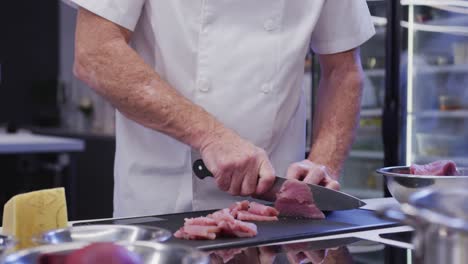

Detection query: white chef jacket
(70, 0), (375, 217)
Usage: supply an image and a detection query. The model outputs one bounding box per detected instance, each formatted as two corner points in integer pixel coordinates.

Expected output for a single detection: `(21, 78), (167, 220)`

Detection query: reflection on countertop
(205, 237), (398, 264)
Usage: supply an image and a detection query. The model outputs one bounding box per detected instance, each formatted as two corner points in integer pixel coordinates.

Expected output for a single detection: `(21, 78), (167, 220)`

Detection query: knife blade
(192, 159), (366, 211)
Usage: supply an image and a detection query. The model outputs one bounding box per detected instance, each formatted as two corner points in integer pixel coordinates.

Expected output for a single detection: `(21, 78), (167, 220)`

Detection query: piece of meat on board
(274, 179), (325, 219)
(184, 216), (218, 226)
(174, 201), (278, 240)
(410, 160), (458, 176)
(247, 201), (279, 217)
(217, 219), (258, 238)
(229, 200), (250, 218)
(236, 210), (278, 221)
(174, 225), (221, 240)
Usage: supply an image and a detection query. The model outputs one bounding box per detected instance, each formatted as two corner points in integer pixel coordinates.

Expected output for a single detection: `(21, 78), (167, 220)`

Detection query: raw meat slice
(275, 198), (325, 219)
(237, 210), (278, 221)
(274, 179), (325, 219)
(217, 219), (258, 238)
(184, 216), (217, 226)
(410, 160), (458, 176)
(229, 200), (250, 218)
(247, 201), (279, 217)
(174, 225), (220, 240)
(208, 208), (236, 222)
(276, 180), (313, 204)
(174, 201), (278, 240)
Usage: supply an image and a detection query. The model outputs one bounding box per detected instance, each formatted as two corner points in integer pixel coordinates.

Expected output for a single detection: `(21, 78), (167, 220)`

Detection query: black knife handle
(193, 159), (214, 179)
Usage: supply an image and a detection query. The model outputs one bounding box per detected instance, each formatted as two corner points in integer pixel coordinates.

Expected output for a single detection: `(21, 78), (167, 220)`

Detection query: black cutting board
(74, 209), (399, 250)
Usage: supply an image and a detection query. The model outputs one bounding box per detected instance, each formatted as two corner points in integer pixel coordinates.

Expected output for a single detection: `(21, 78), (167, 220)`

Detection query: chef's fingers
(215, 169), (232, 192)
(229, 169), (245, 196)
(303, 166), (327, 185)
(240, 156), (258, 196)
(255, 159), (276, 195)
(324, 178), (341, 191)
(286, 162), (310, 180)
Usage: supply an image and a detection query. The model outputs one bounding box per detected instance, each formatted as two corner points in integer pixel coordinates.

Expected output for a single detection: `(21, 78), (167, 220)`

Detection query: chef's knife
(193, 159), (366, 211)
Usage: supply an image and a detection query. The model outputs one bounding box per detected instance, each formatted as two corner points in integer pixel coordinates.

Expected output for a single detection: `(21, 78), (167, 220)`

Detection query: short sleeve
(310, 0), (375, 55)
(66, 0), (145, 31)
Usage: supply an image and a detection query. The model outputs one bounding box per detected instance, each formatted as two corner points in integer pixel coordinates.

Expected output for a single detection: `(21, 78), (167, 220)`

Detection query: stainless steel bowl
(35, 225), (171, 244)
(376, 166), (468, 203)
(1, 241), (208, 264)
(0, 235), (15, 256)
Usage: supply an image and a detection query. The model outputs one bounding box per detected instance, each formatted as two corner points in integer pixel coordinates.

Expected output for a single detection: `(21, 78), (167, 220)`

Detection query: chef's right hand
(199, 128), (276, 196)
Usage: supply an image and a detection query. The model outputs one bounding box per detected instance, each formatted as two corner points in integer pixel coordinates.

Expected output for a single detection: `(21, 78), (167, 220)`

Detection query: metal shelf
(341, 188), (384, 199)
(364, 68), (385, 77)
(350, 150), (384, 159)
(410, 110), (468, 118)
(414, 64), (468, 74)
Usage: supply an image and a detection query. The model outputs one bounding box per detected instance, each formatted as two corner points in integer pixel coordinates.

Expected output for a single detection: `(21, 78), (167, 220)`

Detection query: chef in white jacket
(70, 0), (375, 217)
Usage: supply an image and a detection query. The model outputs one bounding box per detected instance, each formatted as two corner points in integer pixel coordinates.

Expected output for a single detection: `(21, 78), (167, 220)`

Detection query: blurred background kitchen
(0, 0), (467, 222)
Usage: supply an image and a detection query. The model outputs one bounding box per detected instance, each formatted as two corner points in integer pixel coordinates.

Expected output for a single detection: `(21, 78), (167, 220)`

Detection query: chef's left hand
(286, 159), (340, 190)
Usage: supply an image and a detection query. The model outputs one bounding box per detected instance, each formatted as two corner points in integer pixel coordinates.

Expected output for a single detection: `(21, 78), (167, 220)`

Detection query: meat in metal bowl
(376, 166), (468, 203)
(1, 241), (208, 264)
(34, 225), (171, 244)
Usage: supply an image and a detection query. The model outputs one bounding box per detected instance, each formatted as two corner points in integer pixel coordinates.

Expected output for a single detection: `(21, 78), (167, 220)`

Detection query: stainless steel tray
(35, 225), (171, 244)
(0, 235), (15, 256)
(1, 241), (208, 264)
(376, 166), (468, 203)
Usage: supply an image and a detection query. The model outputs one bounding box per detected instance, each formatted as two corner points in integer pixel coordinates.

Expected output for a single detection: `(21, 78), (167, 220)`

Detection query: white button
(197, 79), (211, 92)
(264, 18), (278, 31)
(261, 83), (272, 94)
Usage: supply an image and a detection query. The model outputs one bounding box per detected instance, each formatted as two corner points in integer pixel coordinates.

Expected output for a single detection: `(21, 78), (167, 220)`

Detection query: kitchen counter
(1, 198), (413, 263)
(0, 130), (84, 153)
(70, 197), (412, 249)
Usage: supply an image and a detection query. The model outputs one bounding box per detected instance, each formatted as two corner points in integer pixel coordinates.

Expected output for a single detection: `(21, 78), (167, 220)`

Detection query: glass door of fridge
(403, 0), (468, 166)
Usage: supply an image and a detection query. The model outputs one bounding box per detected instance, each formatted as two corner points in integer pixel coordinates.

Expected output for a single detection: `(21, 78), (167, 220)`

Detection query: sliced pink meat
(274, 179), (325, 219)
(229, 200), (250, 218)
(208, 208), (236, 222)
(237, 210), (278, 221)
(276, 180), (313, 204)
(410, 160), (458, 176)
(175, 201), (278, 240)
(275, 198), (325, 219)
(184, 216), (217, 226)
(248, 201), (279, 217)
(218, 219), (258, 238)
(174, 225), (220, 240)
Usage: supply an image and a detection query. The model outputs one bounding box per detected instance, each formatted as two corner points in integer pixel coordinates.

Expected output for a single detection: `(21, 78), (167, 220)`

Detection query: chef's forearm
(73, 8), (223, 150)
(308, 49), (364, 178)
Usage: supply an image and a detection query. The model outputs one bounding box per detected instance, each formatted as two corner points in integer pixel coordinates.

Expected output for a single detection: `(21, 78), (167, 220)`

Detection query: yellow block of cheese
(2, 188), (68, 249)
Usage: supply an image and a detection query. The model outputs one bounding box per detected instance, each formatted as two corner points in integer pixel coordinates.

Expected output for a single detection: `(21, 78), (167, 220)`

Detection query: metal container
(35, 225), (171, 244)
(0, 235), (15, 256)
(1, 241), (208, 264)
(379, 188), (468, 264)
(376, 166), (468, 203)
